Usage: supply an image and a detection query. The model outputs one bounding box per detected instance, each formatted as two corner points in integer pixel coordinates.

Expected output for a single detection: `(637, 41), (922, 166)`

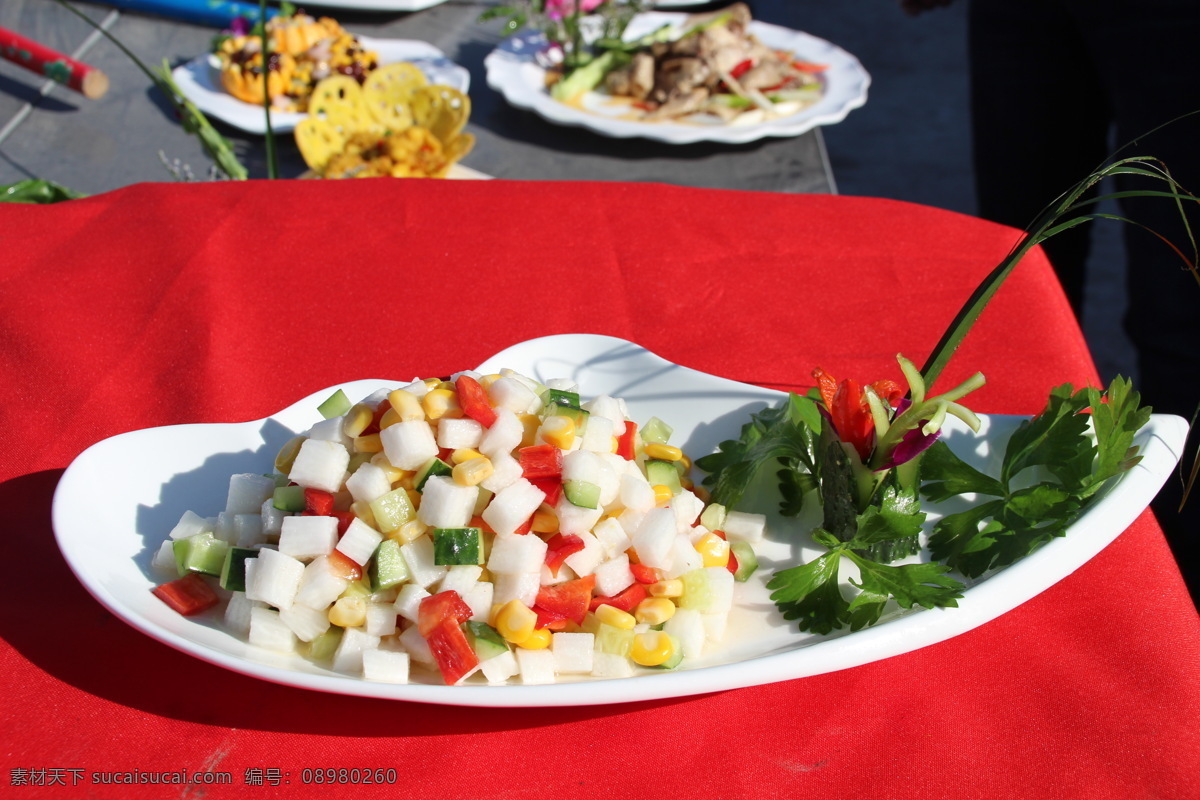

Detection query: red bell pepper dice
(629, 562), (661, 585)
(519, 444), (563, 479)
(544, 533), (585, 576)
(529, 475), (563, 506)
(726, 546), (740, 576)
(615, 421), (638, 461)
(304, 487), (336, 516)
(589, 581), (648, 613)
(455, 375), (497, 428)
(151, 573), (220, 616)
(362, 401), (390, 436)
(327, 549), (363, 581)
(425, 617), (479, 685)
(332, 511), (356, 535)
(534, 575), (596, 626)
(418, 590), (475, 636)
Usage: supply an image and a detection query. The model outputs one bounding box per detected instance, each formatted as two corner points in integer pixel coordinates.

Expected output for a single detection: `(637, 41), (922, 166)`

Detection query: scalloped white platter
(52, 334), (1188, 707)
(171, 37), (469, 135)
(483, 12), (870, 144)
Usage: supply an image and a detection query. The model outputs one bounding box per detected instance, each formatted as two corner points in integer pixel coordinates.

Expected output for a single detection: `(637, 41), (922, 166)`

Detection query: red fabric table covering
(2, 179), (1197, 798)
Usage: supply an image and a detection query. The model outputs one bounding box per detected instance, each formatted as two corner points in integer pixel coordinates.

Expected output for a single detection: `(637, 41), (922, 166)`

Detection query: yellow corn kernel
(631, 631), (676, 667)
(695, 532), (730, 567)
(390, 518), (427, 545)
(594, 604), (636, 630)
(692, 485), (711, 504)
(350, 500), (379, 531)
(680, 476), (695, 491)
(343, 404), (376, 438)
(422, 388), (462, 420)
(517, 413), (541, 448)
(450, 448), (484, 465)
(635, 597), (677, 626)
(495, 600), (538, 645)
(677, 452), (693, 471)
(648, 579), (683, 598)
(327, 595), (367, 628)
(378, 406), (402, 430)
(652, 484), (673, 506)
(644, 443), (684, 462)
(479, 374), (502, 390)
(518, 627), (552, 650)
(367, 453), (405, 483)
(539, 415), (575, 449)
(354, 433), (384, 454)
(453, 456), (494, 487)
(531, 507), (559, 534)
(274, 435), (305, 474)
(388, 388), (425, 422)
(610, 436), (619, 454)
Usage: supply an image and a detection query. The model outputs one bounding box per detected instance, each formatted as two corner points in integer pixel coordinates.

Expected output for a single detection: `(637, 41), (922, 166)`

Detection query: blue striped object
(98, 0), (279, 28)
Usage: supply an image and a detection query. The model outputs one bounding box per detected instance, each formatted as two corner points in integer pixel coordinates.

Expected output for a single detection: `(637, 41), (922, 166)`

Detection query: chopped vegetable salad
(151, 368), (765, 686)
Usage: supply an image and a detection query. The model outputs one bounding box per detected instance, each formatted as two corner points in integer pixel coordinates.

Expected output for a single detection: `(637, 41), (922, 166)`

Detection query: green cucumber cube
(641, 416), (673, 445)
(317, 389), (352, 419)
(304, 627), (344, 662)
(544, 388), (582, 409)
(173, 532), (230, 578)
(432, 527), (484, 566)
(369, 487), (416, 533)
(219, 546), (259, 592)
(465, 621), (510, 661)
(644, 459), (682, 496)
(563, 479), (601, 509)
(699, 502), (727, 533)
(729, 541), (759, 582)
(272, 484), (307, 512)
(370, 539), (411, 592)
(414, 457), (453, 492)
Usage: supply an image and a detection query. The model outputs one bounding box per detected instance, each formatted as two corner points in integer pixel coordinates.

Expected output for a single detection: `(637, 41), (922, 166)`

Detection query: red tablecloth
(2, 179), (1197, 799)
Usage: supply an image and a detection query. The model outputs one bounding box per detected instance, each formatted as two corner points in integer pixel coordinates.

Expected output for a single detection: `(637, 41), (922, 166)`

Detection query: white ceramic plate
(171, 37), (470, 135)
(483, 12), (870, 144)
(286, 0), (447, 10)
(52, 334), (1188, 707)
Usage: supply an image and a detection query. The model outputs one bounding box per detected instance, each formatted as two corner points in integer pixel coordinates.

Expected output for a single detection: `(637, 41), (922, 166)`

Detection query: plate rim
(50, 333), (1189, 707)
(483, 13), (871, 144)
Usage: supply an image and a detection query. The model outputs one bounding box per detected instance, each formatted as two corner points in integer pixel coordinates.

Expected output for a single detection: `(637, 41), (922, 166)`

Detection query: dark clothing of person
(968, 0), (1200, 602)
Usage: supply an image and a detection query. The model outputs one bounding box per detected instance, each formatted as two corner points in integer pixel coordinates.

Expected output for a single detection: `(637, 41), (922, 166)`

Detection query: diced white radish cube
(417, 476), (477, 528)
(393, 583), (431, 623)
(562, 449), (602, 484)
(246, 547), (304, 610)
(596, 453), (626, 506)
(488, 375), (539, 414)
(515, 648), (556, 685)
(398, 625), (435, 665)
(437, 417), (484, 450)
(224, 591), (261, 635)
(544, 377), (578, 392)
(632, 508), (676, 570)
(481, 478), (544, 536)
(583, 394), (627, 436)
(439, 565), (483, 596)
(345, 462), (393, 504)
(152, 540), (177, 573)
(233, 514), (265, 547)
(555, 495), (603, 536)
(214, 512), (236, 543)
(680, 567), (735, 615)
(552, 632), (595, 674)
(593, 554), (635, 597)
(364, 603), (398, 637)
(380, 420), (439, 471)
(336, 518), (383, 566)
(664, 607), (706, 659)
(394, 379), (428, 398)
(488, 532), (548, 574)
(279, 602), (331, 642)
(279, 514), (338, 560)
(307, 415), (350, 447)
(463, 581), (494, 622)
(562, 530), (604, 577)
(580, 414), (614, 453)
(169, 510), (212, 540)
(331, 627), (380, 675)
(226, 473), (276, 515)
(591, 651), (634, 679)
(480, 650), (520, 684)
(592, 516), (632, 559)
(722, 510), (767, 543)
(664, 533), (704, 579)
(248, 607), (297, 653)
(670, 490), (706, 531)
(490, 571), (540, 607)
(479, 408), (523, 458)
(400, 534), (448, 589)
(294, 556), (349, 609)
(260, 499), (287, 538)
(480, 451), (521, 493)
(288, 438), (350, 494)
(616, 508), (647, 537)
(619, 472), (656, 513)
(362, 649), (410, 684)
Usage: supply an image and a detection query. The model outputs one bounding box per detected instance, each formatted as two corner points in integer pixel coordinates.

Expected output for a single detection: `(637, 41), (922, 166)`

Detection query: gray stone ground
(799, 0), (1134, 383)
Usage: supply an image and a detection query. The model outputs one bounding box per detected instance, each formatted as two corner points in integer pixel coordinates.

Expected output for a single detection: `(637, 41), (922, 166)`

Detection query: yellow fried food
(307, 75), (376, 136)
(362, 62), (429, 129)
(294, 117), (347, 173)
(410, 85), (471, 144)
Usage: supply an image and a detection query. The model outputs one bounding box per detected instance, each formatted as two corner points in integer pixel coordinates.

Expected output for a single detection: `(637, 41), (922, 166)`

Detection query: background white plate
(51, 334), (1188, 707)
(483, 12), (870, 144)
(172, 37), (470, 135)
(285, 0), (447, 10)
